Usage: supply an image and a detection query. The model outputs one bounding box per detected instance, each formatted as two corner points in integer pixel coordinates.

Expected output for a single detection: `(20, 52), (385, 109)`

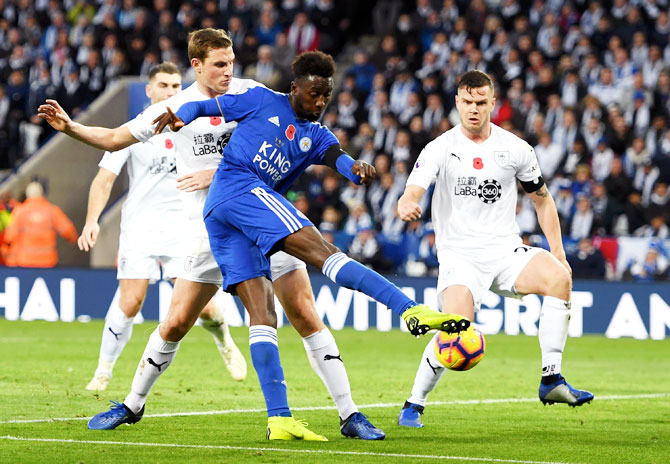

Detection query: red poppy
(473, 157), (484, 169)
(165, 139), (173, 149)
(285, 124), (296, 141)
(210, 116), (221, 126)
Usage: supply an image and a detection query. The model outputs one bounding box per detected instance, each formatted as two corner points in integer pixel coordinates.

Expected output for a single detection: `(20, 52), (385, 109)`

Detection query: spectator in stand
(3, 181), (77, 267)
(256, 9), (282, 46)
(342, 201), (374, 236)
(604, 156), (634, 209)
(623, 190), (647, 235)
(243, 45), (281, 90)
(534, 131), (564, 180)
(570, 194), (595, 240)
(348, 227), (392, 274)
(286, 12), (319, 53)
(591, 182), (617, 235)
(635, 214), (670, 239)
(569, 238), (606, 279)
(634, 160), (660, 207)
(623, 246), (669, 282)
(646, 182), (670, 222)
(625, 137), (653, 178)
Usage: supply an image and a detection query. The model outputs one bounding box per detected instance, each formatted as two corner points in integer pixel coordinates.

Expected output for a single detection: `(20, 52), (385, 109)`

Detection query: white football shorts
(436, 240), (545, 311)
(117, 231), (184, 282)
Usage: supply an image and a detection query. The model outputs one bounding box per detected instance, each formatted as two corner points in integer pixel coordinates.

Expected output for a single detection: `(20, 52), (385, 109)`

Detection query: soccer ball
(434, 327), (486, 371)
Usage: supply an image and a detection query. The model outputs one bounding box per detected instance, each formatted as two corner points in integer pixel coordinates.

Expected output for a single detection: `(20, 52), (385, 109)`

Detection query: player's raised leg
(273, 264), (385, 440)
(283, 226), (470, 337)
(86, 279), (149, 391)
(199, 296), (247, 381)
(87, 279), (218, 430)
(515, 252), (594, 407)
(399, 285), (475, 428)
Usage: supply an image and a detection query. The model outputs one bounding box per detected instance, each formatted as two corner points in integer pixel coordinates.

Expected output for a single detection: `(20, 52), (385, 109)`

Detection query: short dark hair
(291, 50), (335, 80)
(457, 70), (494, 94)
(148, 62), (180, 81)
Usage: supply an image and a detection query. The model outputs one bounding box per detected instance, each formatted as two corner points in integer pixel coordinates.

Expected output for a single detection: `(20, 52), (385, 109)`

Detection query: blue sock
(322, 252), (416, 316)
(249, 326), (291, 417)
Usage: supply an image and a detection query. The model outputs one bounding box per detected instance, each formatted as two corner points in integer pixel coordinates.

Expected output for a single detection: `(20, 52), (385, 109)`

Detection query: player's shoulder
(424, 125), (458, 152)
(491, 124), (533, 152)
(229, 78), (268, 95)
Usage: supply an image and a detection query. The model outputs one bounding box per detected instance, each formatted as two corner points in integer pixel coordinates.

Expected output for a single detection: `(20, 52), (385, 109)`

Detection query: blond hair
(187, 28), (233, 62)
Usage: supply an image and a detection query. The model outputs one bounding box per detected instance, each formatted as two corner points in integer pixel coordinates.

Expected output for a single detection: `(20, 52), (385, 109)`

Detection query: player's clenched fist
(352, 160), (375, 185)
(397, 195), (422, 221)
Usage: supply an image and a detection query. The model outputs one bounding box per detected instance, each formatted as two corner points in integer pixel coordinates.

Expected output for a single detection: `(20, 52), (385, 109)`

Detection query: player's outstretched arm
(153, 98), (223, 134)
(397, 185), (426, 221)
(38, 99), (139, 151)
(78, 168), (117, 252)
(528, 185), (571, 274)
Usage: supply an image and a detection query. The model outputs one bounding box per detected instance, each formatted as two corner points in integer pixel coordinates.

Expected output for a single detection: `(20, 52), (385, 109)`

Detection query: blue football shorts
(204, 183), (313, 292)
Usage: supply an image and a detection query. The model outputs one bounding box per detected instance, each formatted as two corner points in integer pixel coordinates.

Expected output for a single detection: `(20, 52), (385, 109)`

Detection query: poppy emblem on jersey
(210, 116), (221, 126)
(494, 151), (509, 167)
(165, 139), (173, 149)
(285, 124), (296, 141)
(477, 179), (502, 204)
(473, 157), (484, 169)
(299, 136), (312, 152)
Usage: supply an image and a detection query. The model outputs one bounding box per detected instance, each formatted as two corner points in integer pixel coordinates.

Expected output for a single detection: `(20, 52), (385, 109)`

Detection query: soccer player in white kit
(396, 71), (594, 428)
(39, 28), (384, 440)
(80, 63), (246, 392)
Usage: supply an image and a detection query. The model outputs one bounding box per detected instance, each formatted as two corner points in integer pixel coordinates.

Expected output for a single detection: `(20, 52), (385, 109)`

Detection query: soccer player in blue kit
(154, 50), (471, 438)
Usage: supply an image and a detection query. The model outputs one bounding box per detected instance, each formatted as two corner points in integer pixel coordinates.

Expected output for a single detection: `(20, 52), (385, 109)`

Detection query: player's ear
(290, 81), (297, 94)
(191, 57), (201, 73)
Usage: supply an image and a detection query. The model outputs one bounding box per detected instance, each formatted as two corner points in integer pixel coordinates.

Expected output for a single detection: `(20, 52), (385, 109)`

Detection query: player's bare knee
(543, 268), (572, 300)
(119, 294), (144, 316)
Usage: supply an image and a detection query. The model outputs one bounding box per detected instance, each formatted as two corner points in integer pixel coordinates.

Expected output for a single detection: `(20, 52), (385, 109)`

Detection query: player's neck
(196, 81), (224, 99)
(460, 123), (492, 144)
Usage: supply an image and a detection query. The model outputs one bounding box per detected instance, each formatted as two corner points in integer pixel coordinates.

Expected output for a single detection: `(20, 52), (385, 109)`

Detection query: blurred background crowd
(0, 0), (669, 281)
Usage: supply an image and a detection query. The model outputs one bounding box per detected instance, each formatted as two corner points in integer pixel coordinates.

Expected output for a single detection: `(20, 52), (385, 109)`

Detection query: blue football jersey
(203, 86), (338, 216)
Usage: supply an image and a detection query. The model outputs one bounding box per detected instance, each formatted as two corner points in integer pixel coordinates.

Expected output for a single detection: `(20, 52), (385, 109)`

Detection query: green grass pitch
(1, 319), (669, 463)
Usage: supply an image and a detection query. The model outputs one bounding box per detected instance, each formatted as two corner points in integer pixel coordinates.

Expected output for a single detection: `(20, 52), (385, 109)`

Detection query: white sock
(95, 303), (135, 378)
(539, 296), (571, 376)
(407, 332), (445, 407)
(200, 299), (227, 344)
(124, 327), (180, 414)
(302, 328), (357, 420)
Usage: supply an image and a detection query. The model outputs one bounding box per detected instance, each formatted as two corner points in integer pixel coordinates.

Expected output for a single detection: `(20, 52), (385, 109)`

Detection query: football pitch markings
(0, 435), (575, 464)
(0, 392), (666, 425)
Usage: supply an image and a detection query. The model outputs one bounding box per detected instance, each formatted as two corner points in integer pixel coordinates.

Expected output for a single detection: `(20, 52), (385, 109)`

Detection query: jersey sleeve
(126, 100), (168, 143)
(215, 86), (265, 122)
(515, 140), (543, 182)
(98, 146), (130, 175)
(406, 140), (444, 190)
(312, 125), (340, 163)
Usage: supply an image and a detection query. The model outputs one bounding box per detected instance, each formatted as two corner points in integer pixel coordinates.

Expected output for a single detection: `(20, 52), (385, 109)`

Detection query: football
(434, 326), (486, 371)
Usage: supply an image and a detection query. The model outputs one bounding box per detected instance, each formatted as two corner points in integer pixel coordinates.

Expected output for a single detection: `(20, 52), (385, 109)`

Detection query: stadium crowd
(0, 0), (669, 280)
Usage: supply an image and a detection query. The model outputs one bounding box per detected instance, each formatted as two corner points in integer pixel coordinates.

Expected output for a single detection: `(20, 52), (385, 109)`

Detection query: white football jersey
(126, 78), (262, 231)
(406, 124), (542, 252)
(99, 132), (185, 254)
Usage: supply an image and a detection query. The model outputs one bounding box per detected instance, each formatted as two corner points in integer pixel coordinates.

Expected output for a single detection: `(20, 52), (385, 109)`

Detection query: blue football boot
(539, 375), (594, 407)
(340, 412), (385, 440)
(87, 401), (144, 430)
(397, 401), (424, 428)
